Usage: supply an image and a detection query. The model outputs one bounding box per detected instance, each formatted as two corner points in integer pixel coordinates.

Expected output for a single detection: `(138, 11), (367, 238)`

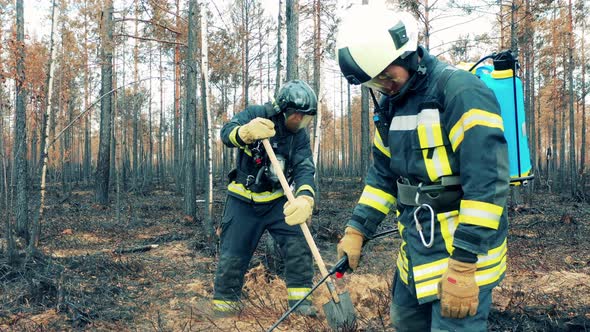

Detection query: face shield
(284, 109), (315, 133)
(364, 69), (408, 95)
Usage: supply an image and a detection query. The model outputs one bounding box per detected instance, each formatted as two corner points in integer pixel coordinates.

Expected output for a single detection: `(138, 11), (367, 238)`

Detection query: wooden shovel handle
(262, 139), (341, 301)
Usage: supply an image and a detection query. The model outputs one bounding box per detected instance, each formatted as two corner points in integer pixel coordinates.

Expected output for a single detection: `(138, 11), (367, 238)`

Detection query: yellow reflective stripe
(213, 299), (240, 312)
(415, 278), (440, 299)
(422, 145), (452, 182)
(460, 200), (503, 230)
(475, 255), (507, 286)
(244, 146), (252, 157)
(373, 130), (391, 158)
(476, 239), (507, 269)
(295, 184), (315, 197)
(229, 126), (242, 147)
(287, 287), (312, 300)
(358, 185), (396, 215)
(413, 257), (448, 282)
(415, 254), (507, 299)
(396, 252), (409, 284)
(416, 109), (452, 182)
(417, 109), (443, 148)
(437, 210), (459, 254)
(396, 220), (409, 284)
(449, 109), (504, 151)
(227, 181), (284, 202)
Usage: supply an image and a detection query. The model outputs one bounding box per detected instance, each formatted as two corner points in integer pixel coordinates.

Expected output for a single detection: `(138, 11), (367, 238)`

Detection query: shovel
(262, 139), (356, 331)
(266, 228), (400, 331)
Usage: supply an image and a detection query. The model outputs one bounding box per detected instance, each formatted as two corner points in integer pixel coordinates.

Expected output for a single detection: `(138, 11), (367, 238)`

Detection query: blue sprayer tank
(475, 63), (532, 183)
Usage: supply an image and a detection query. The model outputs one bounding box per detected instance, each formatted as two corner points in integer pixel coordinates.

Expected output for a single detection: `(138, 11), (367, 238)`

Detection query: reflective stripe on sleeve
(459, 199), (504, 229)
(229, 126), (242, 147)
(449, 109), (504, 151)
(295, 184), (315, 197)
(358, 185), (396, 215)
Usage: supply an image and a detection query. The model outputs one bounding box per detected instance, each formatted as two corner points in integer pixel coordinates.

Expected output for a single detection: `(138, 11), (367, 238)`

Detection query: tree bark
(14, 0), (29, 241)
(183, 0), (198, 219)
(95, 0), (114, 205)
(285, 0), (299, 80)
(200, 2), (215, 239)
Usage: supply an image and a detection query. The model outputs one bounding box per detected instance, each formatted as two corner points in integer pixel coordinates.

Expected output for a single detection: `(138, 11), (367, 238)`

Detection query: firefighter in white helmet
(289, 5), (510, 331)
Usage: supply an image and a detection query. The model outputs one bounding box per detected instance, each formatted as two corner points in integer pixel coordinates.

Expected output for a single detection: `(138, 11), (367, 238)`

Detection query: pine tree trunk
(285, 0), (298, 80)
(14, 0), (29, 241)
(158, 47), (165, 183)
(347, 83), (353, 176)
(360, 86), (370, 176)
(174, 0), (182, 193)
(95, 0), (114, 205)
(183, 0), (198, 219)
(274, 0), (283, 97)
(567, 0), (576, 195)
(201, 3), (215, 239)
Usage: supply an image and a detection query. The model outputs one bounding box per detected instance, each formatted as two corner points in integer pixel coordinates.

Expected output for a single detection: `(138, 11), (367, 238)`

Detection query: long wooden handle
(262, 139), (341, 302)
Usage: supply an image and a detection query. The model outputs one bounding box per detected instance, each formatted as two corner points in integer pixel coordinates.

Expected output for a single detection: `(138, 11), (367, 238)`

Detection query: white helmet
(336, 5), (419, 86)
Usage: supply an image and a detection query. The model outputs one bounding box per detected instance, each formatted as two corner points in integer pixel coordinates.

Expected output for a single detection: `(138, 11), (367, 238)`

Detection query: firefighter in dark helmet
(212, 80), (319, 317)
(290, 5), (510, 332)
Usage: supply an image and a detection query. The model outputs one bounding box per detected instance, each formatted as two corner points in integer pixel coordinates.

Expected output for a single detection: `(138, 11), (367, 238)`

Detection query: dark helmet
(276, 80), (317, 115)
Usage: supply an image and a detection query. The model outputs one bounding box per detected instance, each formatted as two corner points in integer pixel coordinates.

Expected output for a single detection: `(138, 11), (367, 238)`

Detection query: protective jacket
(220, 104), (316, 203)
(347, 47), (510, 304)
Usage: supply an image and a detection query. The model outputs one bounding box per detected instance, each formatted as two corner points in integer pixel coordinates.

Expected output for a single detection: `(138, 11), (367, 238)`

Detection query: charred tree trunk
(183, 0), (198, 219)
(95, 0), (114, 205)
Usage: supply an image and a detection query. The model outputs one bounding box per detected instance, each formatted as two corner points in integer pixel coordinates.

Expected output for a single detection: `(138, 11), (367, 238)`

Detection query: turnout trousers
(390, 269), (493, 332)
(213, 195), (314, 312)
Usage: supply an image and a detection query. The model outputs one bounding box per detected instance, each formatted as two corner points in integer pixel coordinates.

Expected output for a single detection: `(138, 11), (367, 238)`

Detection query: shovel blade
(322, 291), (357, 331)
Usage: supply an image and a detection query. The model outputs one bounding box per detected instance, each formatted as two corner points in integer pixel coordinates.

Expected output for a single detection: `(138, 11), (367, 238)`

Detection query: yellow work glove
(283, 196), (314, 226)
(238, 117), (275, 144)
(437, 258), (479, 318)
(336, 227), (364, 270)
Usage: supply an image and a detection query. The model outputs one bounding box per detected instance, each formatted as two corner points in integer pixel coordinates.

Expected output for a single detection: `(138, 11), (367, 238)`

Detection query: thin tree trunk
(285, 0), (299, 80)
(159, 47), (165, 183)
(347, 83), (353, 176)
(312, 0), (321, 186)
(14, 0), (29, 242)
(95, 0), (114, 205)
(174, 0), (182, 193)
(201, 2), (215, 239)
(146, 43), (153, 190)
(183, 0), (198, 218)
(581, 24), (586, 175)
(360, 86), (370, 176)
(84, 0), (91, 184)
(567, 0), (576, 195)
(274, 0), (283, 97)
(30, 0), (58, 252)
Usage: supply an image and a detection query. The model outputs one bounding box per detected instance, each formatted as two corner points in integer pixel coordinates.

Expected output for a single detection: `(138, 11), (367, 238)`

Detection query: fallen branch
(113, 244), (159, 254)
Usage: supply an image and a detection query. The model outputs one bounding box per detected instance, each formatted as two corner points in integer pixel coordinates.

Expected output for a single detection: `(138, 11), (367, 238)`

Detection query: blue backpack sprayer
(468, 50), (534, 185)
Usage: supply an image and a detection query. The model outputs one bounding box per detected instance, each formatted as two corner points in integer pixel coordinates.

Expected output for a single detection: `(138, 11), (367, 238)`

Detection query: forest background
(0, 0), (589, 331)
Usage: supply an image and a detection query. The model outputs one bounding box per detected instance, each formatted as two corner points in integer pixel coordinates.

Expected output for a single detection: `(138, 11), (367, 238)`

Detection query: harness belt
(396, 176), (463, 211)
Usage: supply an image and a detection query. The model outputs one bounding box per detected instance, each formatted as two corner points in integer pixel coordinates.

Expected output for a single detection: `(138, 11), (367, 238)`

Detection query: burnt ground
(0, 178), (589, 331)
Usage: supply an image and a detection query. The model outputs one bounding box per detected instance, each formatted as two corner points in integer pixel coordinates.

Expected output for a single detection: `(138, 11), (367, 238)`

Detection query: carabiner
(413, 183), (435, 248)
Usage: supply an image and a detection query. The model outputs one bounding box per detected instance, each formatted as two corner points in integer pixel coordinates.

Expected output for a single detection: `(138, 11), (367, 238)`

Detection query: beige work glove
(238, 117), (275, 144)
(283, 196), (314, 226)
(336, 227), (364, 270)
(437, 258), (479, 318)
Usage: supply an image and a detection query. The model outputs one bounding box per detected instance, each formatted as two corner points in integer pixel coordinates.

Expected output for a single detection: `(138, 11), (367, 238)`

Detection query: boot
(292, 303), (318, 317)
